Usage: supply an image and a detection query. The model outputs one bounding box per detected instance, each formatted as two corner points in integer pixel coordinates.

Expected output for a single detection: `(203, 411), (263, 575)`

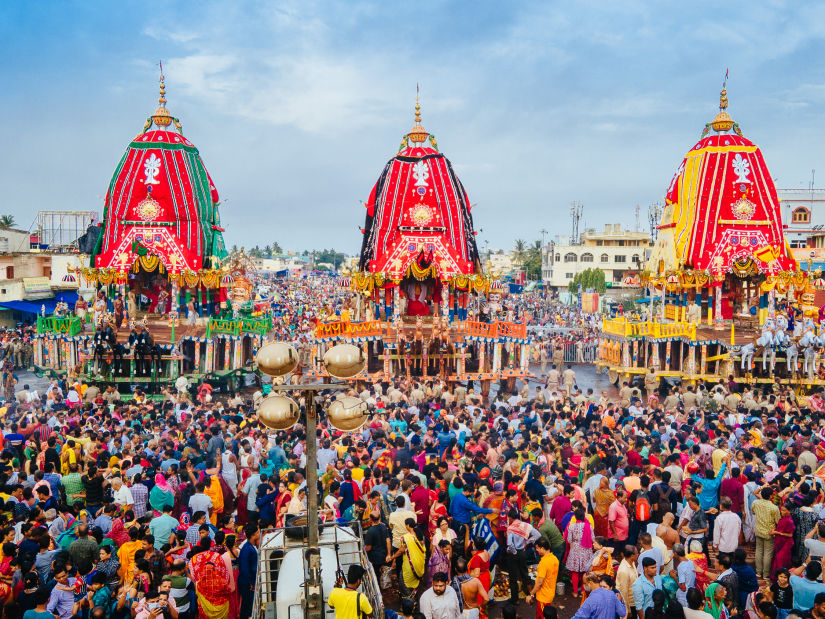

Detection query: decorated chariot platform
(32, 68), (273, 389)
(596, 83), (825, 391)
(311, 94), (533, 389)
(306, 316), (531, 384)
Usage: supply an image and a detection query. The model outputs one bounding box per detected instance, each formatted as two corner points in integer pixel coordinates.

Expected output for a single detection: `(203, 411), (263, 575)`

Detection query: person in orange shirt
(526, 538), (559, 619)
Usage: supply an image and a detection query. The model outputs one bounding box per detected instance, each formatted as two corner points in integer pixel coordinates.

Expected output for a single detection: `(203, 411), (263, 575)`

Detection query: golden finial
(407, 84), (430, 145)
(151, 61), (173, 128)
(711, 69), (733, 132)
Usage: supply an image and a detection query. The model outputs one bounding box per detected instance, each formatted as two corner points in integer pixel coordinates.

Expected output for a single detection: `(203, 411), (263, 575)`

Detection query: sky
(4, 1), (825, 255)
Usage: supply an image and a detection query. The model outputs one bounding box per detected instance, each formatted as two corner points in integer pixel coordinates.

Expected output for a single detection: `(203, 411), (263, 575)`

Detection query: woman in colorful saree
(705, 583), (730, 619)
(592, 477), (614, 538)
(149, 472), (175, 514)
(190, 539), (234, 619)
(274, 481), (292, 527)
(399, 517), (425, 601)
(686, 539), (711, 593)
(467, 536), (492, 619)
(425, 539), (452, 589)
(428, 491), (449, 539)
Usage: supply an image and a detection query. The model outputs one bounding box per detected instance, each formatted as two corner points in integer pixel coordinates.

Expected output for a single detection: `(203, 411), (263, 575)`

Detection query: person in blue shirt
(572, 581), (628, 619)
(693, 456), (728, 511)
(449, 486), (495, 525)
(238, 525), (259, 619)
(633, 557), (663, 619)
(437, 428), (456, 459)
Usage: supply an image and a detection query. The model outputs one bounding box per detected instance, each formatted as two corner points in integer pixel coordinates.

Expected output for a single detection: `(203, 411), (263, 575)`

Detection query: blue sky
(4, 1), (825, 254)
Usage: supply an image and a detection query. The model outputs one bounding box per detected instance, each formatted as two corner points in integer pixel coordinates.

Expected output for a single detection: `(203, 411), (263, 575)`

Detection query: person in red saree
(687, 539), (711, 593)
(428, 491), (448, 539)
(189, 539), (234, 619)
(274, 481), (292, 528)
(106, 518), (131, 547)
(770, 503), (795, 579)
(0, 543), (14, 604)
(468, 536), (492, 619)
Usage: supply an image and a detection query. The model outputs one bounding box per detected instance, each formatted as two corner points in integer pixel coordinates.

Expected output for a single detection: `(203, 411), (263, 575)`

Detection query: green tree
(513, 239), (526, 266)
(0, 215), (16, 230)
(568, 268), (606, 293)
(315, 249), (346, 270)
(522, 240), (542, 280)
(230, 244), (238, 253)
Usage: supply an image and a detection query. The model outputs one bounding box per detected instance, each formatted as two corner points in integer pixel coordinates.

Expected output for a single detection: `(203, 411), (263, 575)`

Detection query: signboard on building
(23, 277), (51, 294)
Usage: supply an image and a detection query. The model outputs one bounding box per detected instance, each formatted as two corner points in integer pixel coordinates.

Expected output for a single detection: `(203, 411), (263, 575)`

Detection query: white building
(779, 188), (825, 250)
(542, 223), (651, 288)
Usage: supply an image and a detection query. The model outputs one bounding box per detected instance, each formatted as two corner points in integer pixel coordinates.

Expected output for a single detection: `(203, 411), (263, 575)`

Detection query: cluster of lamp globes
(254, 342), (369, 432)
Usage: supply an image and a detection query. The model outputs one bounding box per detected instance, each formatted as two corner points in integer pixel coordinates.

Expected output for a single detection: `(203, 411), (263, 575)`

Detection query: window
(618, 240), (626, 246)
(790, 239), (807, 248)
(596, 240), (603, 246)
(615, 255), (626, 263)
(581, 253), (594, 263)
(564, 253), (577, 262)
(631, 254), (640, 265)
(793, 207), (811, 224)
(555, 254), (560, 262)
(4, 267), (12, 279)
(565, 273), (574, 279)
(600, 253), (609, 263)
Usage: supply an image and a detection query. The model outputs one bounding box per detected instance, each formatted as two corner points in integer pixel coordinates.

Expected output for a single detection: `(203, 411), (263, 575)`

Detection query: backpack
(656, 485), (674, 517)
(635, 494), (651, 522)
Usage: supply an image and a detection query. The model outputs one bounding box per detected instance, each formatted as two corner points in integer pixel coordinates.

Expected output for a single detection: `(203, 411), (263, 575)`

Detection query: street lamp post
(255, 341), (368, 619)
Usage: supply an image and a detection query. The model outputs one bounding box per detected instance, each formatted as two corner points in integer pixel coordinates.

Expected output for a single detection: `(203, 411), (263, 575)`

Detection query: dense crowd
(3, 359), (825, 619)
(10, 277), (825, 619)
(316, 369), (825, 619)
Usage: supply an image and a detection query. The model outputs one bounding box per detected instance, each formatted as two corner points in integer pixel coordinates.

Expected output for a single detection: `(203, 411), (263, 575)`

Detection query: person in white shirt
(419, 571), (460, 619)
(713, 497), (742, 555)
(111, 477), (134, 508)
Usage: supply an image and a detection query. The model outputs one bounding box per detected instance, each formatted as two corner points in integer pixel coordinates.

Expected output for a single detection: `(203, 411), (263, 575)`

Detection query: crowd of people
(10, 278), (825, 619)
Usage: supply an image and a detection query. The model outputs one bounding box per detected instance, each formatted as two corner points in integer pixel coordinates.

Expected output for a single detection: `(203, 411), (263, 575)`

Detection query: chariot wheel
(608, 369), (619, 385)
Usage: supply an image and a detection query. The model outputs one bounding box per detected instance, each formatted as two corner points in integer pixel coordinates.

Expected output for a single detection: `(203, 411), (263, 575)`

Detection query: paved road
(13, 371), (50, 396)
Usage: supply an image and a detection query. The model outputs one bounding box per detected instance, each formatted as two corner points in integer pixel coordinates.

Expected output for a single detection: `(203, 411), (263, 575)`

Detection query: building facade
(778, 188), (825, 249)
(542, 224), (651, 288)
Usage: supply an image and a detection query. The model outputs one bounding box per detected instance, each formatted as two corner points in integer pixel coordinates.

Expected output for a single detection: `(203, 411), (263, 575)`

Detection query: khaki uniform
(619, 386), (632, 408)
(682, 390), (699, 409)
(562, 368), (576, 393)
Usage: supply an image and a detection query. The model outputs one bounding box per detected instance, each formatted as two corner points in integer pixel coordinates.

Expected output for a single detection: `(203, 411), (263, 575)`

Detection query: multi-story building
(779, 188), (825, 249)
(777, 188), (825, 269)
(542, 223), (652, 289)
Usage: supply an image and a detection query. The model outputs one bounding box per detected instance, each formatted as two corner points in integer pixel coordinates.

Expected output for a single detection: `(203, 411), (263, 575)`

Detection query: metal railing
(562, 341), (599, 363)
(252, 522), (384, 619)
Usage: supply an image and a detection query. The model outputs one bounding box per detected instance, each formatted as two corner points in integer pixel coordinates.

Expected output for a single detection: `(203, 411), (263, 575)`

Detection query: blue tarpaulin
(0, 291), (79, 316)
(634, 296), (663, 303)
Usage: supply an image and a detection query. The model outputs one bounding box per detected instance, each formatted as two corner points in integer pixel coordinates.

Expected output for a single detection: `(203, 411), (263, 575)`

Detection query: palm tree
(513, 239), (526, 266)
(0, 215), (16, 230)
